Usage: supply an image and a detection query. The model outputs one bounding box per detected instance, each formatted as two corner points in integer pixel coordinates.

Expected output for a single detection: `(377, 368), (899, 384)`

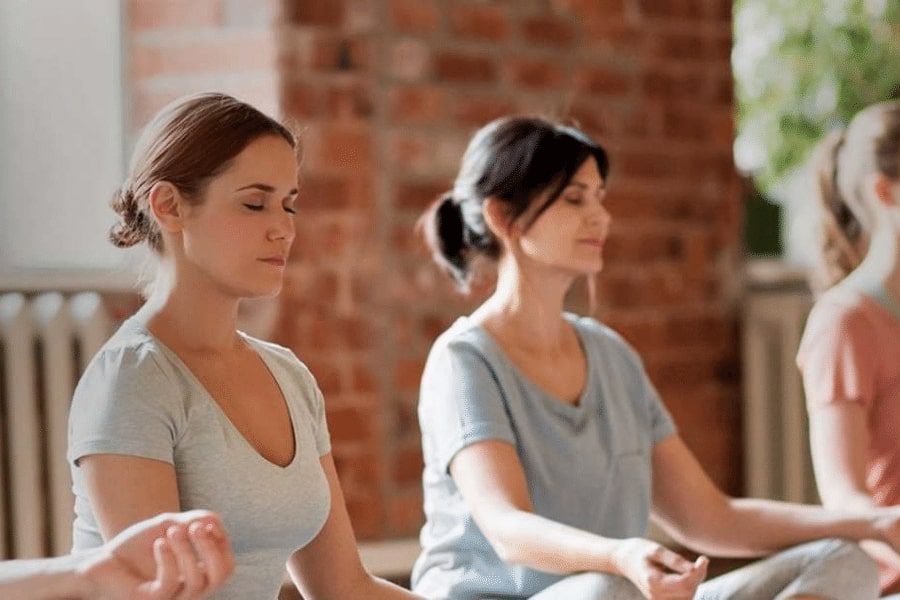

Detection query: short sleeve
(310, 381), (332, 456)
(281, 353), (332, 457)
(797, 299), (878, 410)
(67, 345), (185, 467)
(641, 372), (677, 444)
(584, 318), (677, 445)
(418, 340), (516, 474)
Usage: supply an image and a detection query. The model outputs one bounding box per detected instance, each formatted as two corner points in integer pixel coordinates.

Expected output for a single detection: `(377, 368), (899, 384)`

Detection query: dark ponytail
(421, 194), (470, 288)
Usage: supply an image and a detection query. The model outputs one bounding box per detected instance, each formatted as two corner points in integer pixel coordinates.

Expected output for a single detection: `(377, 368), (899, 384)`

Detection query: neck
(474, 255), (576, 347)
(136, 258), (242, 354)
(849, 222), (900, 300)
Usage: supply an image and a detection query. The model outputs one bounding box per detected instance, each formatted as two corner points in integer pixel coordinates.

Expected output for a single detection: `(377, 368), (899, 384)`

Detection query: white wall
(0, 0), (136, 282)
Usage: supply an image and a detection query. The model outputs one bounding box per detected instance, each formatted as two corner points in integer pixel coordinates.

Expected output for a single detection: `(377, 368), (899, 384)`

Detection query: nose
(588, 203), (611, 229)
(267, 209), (296, 244)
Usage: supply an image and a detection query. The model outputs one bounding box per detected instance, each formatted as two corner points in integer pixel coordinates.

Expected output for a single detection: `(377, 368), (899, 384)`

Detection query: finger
(147, 537), (184, 599)
(166, 525), (207, 600)
(207, 519), (232, 555)
(648, 546), (695, 574)
(190, 522), (234, 591)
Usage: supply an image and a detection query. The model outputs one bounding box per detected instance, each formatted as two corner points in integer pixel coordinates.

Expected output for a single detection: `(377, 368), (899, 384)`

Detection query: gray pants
(529, 539), (879, 600)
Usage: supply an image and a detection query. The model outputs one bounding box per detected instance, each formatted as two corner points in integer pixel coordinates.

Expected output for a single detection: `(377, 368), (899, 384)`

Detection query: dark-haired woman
(798, 101), (900, 597)
(411, 116), (900, 600)
(67, 93), (423, 600)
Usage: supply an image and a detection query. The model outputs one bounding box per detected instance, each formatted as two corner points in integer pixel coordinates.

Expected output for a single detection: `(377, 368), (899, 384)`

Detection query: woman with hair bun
(798, 100), (900, 597)
(411, 115), (900, 600)
(67, 92), (423, 600)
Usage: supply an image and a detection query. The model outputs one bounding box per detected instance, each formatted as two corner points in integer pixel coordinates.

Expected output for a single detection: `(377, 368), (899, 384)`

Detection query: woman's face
(513, 157), (611, 276)
(179, 134), (298, 298)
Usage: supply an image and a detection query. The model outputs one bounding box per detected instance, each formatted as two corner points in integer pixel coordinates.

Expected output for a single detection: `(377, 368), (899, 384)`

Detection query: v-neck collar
(462, 313), (595, 422)
(124, 317), (300, 470)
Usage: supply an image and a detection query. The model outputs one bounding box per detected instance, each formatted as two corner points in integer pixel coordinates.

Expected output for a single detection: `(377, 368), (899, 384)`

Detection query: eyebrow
(567, 180), (607, 191)
(235, 183), (299, 196)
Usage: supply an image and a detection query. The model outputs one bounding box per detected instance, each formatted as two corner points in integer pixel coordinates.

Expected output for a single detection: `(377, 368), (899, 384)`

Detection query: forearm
(0, 552), (96, 600)
(484, 509), (625, 575)
(358, 574), (424, 599)
(691, 497), (876, 557)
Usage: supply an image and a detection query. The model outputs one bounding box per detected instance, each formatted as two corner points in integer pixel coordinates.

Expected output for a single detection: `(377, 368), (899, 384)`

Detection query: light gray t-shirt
(67, 317), (332, 600)
(411, 314), (676, 600)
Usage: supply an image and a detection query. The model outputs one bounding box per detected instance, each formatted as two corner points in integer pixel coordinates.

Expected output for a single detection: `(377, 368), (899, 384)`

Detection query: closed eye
(243, 203), (264, 211)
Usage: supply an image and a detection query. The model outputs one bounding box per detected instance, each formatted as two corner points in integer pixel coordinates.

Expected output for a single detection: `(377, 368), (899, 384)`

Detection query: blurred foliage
(733, 0), (900, 199)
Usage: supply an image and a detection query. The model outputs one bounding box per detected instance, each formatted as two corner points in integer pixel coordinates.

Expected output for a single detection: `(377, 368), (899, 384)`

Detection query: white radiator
(0, 292), (116, 559)
(742, 272), (818, 504)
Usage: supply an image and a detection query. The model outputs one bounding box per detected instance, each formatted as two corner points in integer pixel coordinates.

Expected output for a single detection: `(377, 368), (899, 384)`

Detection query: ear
(148, 182), (186, 233)
(873, 174), (898, 208)
(483, 197), (517, 242)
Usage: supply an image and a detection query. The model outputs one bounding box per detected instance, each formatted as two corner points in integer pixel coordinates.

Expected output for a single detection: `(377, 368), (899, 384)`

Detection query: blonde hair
(813, 101), (900, 289)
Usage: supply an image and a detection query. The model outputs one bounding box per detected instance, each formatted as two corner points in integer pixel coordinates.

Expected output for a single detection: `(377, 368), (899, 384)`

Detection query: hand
(870, 506), (900, 551)
(79, 510), (234, 600)
(612, 538), (708, 600)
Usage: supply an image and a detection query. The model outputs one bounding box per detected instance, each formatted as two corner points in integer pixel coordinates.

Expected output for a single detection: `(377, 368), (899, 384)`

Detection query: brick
(351, 362), (380, 394)
(394, 179), (449, 210)
(649, 32), (709, 61)
(392, 443), (424, 486)
(387, 38), (432, 81)
(636, 0), (704, 19)
(505, 58), (566, 90)
(299, 356), (343, 395)
(129, 0), (221, 31)
(434, 51), (497, 84)
(550, 0), (626, 19)
(662, 107), (710, 141)
(520, 14), (576, 47)
(390, 0), (441, 33)
(573, 64), (633, 96)
(641, 68), (707, 101)
(302, 125), (374, 172)
(298, 174), (353, 211)
(452, 94), (518, 127)
(387, 490), (425, 535)
(327, 406), (376, 443)
(280, 80), (321, 118)
(284, 0), (345, 26)
(344, 494), (385, 539)
(389, 85), (446, 124)
(393, 358), (425, 393)
(324, 81), (374, 120)
(448, 3), (510, 41)
(311, 36), (372, 72)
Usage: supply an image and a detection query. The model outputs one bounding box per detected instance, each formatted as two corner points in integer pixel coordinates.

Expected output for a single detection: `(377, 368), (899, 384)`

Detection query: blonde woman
(798, 100), (900, 597)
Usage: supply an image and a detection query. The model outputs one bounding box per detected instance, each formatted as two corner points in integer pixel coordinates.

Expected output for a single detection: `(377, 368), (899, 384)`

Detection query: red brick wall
(128, 0), (742, 540)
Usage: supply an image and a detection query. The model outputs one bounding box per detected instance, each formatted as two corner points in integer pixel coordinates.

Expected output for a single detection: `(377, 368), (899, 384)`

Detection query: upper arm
(797, 299), (875, 506)
(79, 454), (180, 540)
(68, 346), (185, 540)
(650, 435), (728, 543)
(449, 440), (533, 540)
(287, 454), (369, 598)
(807, 402), (871, 506)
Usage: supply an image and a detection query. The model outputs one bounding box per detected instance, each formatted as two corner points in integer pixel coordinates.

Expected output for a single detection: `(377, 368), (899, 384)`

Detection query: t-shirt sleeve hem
(438, 422), (516, 474)
(316, 437), (332, 457)
(652, 420), (677, 445)
(68, 439), (174, 467)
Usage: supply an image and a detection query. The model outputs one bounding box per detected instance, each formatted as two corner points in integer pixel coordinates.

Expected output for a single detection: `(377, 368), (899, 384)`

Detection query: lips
(259, 257), (286, 266)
